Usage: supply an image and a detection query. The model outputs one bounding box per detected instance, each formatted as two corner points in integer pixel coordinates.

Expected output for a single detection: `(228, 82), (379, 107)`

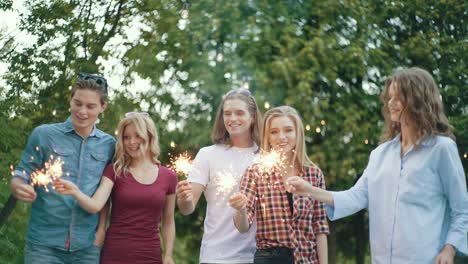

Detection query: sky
(0, 1), (197, 130)
(0, 1), (25, 81)
(0, 1), (153, 98)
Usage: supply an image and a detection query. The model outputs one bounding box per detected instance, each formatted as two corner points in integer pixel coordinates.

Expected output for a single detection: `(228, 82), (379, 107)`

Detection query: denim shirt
(327, 135), (468, 263)
(14, 117), (115, 251)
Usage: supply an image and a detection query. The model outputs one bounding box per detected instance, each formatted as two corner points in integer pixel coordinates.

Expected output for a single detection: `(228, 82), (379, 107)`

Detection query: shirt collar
(64, 116), (103, 138)
(391, 133), (434, 147)
(391, 134), (401, 146)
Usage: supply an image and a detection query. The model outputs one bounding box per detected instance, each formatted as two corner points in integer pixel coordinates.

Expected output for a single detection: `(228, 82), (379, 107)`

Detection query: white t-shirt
(188, 144), (258, 263)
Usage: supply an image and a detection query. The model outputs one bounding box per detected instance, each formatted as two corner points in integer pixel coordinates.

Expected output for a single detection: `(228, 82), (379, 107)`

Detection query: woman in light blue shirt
(287, 67), (467, 263)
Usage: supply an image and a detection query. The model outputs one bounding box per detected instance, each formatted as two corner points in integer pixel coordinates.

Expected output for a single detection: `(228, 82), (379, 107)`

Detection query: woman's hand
(435, 244), (456, 264)
(286, 176), (313, 196)
(228, 192), (247, 212)
(53, 179), (79, 195)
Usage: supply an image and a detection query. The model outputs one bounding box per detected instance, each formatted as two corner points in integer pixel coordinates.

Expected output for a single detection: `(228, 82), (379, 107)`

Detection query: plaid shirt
(239, 164), (329, 263)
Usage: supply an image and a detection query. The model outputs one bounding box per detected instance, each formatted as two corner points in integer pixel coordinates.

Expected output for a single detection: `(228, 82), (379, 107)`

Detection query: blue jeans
(24, 241), (101, 264)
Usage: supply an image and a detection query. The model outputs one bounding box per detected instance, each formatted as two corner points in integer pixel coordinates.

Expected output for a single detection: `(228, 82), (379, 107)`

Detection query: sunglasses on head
(78, 72), (108, 93)
(225, 88), (252, 97)
(125, 112), (150, 118)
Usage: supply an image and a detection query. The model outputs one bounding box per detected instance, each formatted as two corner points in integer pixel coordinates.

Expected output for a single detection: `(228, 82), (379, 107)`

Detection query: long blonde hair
(211, 88), (263, 147)
(380, 67), (454, 144)
(261, 106), (313, 170)
(113, 113), (161, 177)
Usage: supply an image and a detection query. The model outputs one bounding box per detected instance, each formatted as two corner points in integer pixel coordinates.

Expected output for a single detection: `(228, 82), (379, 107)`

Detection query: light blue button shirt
(14, 117), (115, 251)
(327, 135), (467, 263)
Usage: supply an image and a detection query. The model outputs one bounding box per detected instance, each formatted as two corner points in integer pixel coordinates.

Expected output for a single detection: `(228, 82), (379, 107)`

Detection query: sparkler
(169, 152), (193, 178)
(215, 170), (238, 198)
(256, 149), (286, 175)
(30, 155), (64, 192)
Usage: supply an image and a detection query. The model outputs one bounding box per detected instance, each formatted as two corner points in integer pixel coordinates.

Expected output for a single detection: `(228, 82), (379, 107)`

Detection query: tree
(1, 0), (466, 263)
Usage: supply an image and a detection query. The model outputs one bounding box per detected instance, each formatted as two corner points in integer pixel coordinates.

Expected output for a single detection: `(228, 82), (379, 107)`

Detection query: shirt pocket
(88, 152), (109, 176)
(79, 152), (109, 195)
(51, 145), (77, 178)
(294, 195), (313, 219)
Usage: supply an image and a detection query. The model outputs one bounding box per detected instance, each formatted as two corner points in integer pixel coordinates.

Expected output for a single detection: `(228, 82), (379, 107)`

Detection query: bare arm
(10, 177), (37, 203)
(229, 193), (250, 233)
(176, 180), (204, 215)
(316, 233), (328, 264)
(286, 176), (334, 206)
(54, 176), (114, 214)
(94, 200), (110, 247)
(161, 194), (176, 264)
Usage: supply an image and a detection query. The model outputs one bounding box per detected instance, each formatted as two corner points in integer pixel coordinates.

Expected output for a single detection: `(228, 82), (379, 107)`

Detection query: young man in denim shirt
(10, 73), (116, 263)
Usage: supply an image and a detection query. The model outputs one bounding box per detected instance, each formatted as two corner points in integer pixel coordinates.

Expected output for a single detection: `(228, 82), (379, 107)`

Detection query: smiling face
(267, 115), (297, 155)
(388, 82), (405, 123)
(123, 123), (145, 160)
(223, 99), (254, 140)
(69, 89), (106, 137)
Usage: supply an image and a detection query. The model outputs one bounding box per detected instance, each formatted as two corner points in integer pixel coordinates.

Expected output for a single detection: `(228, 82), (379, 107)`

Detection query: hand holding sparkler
(285, 176), (313, 196)
(228, 192), (248, 212)
(53, 179), (80, 196)
(176, 180), (194, 203)
(229, 192), (250, 233)
(10, 178), (37, 202)
(286, 176), (334, 205)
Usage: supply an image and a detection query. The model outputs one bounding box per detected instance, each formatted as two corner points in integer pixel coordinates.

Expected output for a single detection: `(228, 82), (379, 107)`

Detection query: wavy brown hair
(113, 113), (161, 177)
(380, 67), (454, 144)
(261, 106), (313, 170)
(211, 88), (263, 147)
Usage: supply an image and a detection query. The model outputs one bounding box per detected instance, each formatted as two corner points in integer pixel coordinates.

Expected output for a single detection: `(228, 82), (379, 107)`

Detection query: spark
(169, 152), (193, 178)
(256, 149), (286, 175)
(30, 157), (64, 192)
(215, 171), (238, 198)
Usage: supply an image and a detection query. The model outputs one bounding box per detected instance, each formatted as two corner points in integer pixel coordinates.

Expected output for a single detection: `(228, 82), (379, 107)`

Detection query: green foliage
(0, 1), (12, 10)
(0, 92), (34, 263)
(0, 0), (466, 263)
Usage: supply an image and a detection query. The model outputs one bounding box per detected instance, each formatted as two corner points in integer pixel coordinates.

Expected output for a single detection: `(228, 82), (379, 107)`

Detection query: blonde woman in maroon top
(55, 112), (177, 264)
(229, 106), (329, 264)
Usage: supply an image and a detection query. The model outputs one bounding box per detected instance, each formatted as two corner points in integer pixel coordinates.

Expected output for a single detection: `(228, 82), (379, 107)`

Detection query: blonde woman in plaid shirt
(230, 106), (329, 264)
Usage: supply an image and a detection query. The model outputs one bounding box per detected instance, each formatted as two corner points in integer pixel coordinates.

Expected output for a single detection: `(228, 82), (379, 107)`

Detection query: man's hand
(11, 178), (37, 203)
(176, 180), (193, 203)
(93, 228), (106, 248)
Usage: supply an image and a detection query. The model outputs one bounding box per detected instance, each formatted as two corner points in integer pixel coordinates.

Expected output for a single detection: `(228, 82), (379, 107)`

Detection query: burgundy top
(100, 163), (177, 264)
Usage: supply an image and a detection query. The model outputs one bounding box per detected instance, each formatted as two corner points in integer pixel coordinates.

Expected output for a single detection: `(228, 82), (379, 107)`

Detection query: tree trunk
(0, 195), (17, 227)
(354, 211), (366, 264)
(329, 221), (337, 264)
